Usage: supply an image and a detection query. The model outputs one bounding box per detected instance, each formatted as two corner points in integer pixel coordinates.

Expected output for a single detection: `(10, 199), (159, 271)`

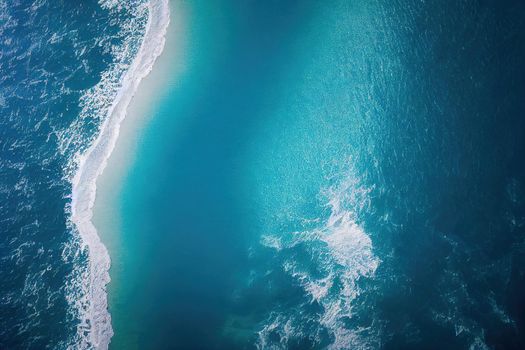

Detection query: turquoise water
(2, 0), (525, 348)
(108, 0), (525, 349)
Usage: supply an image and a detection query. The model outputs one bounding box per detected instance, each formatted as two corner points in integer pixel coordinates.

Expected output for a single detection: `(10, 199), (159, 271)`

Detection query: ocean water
(1, 0), (525, 350)
(107, 0), (525, 349)
(0, 0), (167, 348)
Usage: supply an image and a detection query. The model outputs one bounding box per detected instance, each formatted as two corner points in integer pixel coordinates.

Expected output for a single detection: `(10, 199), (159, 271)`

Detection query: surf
(69, 0), (169, 348)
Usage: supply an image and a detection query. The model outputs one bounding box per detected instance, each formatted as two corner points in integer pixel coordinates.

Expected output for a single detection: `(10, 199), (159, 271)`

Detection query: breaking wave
(258, 168), (380, 349)
(66, 0), (169, 348)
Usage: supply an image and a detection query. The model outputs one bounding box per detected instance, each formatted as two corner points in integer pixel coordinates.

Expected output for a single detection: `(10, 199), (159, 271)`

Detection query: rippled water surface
(1, 0), (525, 349)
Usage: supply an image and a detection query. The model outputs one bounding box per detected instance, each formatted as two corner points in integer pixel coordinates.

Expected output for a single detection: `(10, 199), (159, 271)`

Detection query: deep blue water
(0, 0), (148, 348)
(2, 0), (525, 349)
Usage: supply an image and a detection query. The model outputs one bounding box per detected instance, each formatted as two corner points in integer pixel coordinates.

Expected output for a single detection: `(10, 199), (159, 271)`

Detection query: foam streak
(70, 1), (170, 348)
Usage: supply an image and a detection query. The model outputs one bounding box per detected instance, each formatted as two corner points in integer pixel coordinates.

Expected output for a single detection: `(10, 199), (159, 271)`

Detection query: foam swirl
(259, 171), (380, 349)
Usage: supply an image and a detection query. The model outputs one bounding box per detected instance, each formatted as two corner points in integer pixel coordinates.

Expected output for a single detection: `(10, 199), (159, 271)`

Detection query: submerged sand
(91, 0), (186, 346)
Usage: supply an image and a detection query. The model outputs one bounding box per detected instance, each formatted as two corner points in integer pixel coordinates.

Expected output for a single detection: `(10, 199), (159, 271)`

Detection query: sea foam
(69, 0), (169, 348)
(259, 171), (380, 349)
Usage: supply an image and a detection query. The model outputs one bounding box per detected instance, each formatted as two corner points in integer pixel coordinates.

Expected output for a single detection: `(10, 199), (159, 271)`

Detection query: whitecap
(258, 169), (380, 349)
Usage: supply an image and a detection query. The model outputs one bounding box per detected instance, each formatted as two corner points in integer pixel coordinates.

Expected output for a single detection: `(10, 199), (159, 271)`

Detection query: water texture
(1, 0), (525, 349)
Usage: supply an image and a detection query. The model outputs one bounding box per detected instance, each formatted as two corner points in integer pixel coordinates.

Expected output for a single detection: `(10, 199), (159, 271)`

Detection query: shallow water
(107, 0), (525, 349)
(2, 0), (525, 349)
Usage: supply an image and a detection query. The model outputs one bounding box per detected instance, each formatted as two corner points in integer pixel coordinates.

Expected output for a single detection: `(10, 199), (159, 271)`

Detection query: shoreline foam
(70, 1), (170, 348)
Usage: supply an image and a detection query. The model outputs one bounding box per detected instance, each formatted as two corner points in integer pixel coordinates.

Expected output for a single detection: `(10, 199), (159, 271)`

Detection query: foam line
(70, 1), (170, 348)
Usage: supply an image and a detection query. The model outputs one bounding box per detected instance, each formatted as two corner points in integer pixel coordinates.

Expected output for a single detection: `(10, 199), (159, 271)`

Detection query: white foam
(257, 315), (301, 350)
(69, 0), (170, 348)
(259, 171), (380, 349)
